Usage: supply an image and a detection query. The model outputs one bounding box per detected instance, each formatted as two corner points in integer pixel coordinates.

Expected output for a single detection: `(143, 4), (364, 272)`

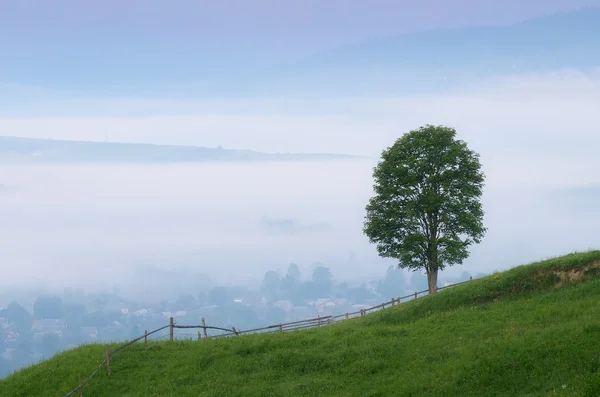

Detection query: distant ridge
(243, 7), (600, 96)
(0, 136), (361, 164)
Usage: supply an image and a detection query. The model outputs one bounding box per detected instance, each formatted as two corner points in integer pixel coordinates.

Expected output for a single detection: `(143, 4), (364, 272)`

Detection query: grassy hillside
(4, 251), (600, 397)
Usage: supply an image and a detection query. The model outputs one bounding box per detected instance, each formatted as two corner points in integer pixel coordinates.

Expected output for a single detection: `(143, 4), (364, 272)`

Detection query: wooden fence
(62, 277), (473, 396)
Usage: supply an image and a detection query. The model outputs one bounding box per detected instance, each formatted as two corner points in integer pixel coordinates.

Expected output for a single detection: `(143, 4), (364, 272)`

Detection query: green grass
(3, 251), (600, 397)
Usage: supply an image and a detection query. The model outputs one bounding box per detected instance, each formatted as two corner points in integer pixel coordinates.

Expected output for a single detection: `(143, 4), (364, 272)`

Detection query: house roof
(32, 319), (67, 329)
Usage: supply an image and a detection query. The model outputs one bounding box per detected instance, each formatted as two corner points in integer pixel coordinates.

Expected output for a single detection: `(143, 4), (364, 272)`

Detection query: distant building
(273, 300), (293, 312)
(133, 309), (148, 317)
(32, 319), (67, 336)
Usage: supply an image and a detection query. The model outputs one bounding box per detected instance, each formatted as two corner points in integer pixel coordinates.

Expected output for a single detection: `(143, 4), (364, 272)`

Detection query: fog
(1, 69), (600, 291)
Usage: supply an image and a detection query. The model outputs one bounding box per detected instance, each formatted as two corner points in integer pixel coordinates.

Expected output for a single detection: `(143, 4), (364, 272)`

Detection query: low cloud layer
(1, 70), (599, 289)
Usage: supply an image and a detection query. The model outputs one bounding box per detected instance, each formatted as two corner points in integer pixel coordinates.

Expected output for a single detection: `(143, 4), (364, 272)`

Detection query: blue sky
(2, 0), (600, 91)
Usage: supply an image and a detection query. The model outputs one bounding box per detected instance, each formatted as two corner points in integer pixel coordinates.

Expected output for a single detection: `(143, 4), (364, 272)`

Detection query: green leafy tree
(364, 125), (486, 295)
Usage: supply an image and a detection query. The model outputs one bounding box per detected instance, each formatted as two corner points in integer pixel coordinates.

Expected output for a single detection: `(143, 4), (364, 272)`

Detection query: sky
(2, 0), (600, 90)
(1, 2), (600, 292)
(1, 68), (600, 291)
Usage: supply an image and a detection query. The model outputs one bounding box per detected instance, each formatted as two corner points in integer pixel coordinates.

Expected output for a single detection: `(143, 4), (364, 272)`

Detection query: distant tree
(410, 271), (429, 292)
(459, 271), (473, 282)
(334, 282), (350, 299)
(207, 286), (229, 306)
(378, 265), (405, 298)
(175, 294), (197, 310)
(285, 263), (301, 282)
(282, 263), (301, 288)
(281, 263), (303, 303)
(4, 301), (32, 332)
(33, 296), (65, 320)
(12, 333), (34, 368)
(311, 265), (333, 297)
(229, 304), (260, 330)
(347, 284), (378, 304)
(196, 291), (207, 306)
(261, 271), (282, 302)
(38, 333), (62, 359)
(81, 311), (107, 328)
(364, 125), (486, 295)
(64, 303), (86, 329)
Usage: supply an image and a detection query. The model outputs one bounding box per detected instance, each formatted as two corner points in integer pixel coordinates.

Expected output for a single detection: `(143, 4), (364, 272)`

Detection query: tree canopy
(363, 125), (486, 294)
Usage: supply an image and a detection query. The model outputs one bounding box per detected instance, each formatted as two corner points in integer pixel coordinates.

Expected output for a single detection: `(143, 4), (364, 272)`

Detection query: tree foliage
(363, 125), (486, 293)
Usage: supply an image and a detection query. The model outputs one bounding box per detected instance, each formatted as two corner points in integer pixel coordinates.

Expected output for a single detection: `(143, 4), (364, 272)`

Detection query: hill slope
(3, 251), (600, 396)
(0, 136), (359, 164)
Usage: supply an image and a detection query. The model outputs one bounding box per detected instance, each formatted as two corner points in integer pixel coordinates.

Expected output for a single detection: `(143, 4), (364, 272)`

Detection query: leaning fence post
(105, 345), (111, 376)
(202, 317), (208, 339)
(169, 317), (174, 341)
(144, 330), (148, 350)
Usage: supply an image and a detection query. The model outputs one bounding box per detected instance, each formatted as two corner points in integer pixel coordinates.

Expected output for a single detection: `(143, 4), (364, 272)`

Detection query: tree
(261, 271), (282, 302)
(197, 291), (207, 306)
(378, 265), (405, 298)
(207, 286), (229, 306)
(363, 125), (486, 295)
(4, 301), (32, 332)
(312, 265), (333, 296)
(283, 263), (301, 287)
(175, 294), (197, 310)
(38, 333), (62, 359)
(33, 296), (65, 320)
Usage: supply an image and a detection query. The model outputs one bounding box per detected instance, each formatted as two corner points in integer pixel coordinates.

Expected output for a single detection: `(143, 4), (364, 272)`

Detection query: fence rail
(62, 276), (473, 396)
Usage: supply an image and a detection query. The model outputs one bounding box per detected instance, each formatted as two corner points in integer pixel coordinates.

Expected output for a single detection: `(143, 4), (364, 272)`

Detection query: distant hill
(245, 7), (600, 95)
(0, 136), (359, 164)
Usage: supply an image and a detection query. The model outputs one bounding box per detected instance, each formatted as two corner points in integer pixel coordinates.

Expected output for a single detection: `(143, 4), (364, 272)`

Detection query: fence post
(397, 296), (401, 304)
(144, 330), (148, 350)
(345, 312), (348, 320)
(470, 276), (473, 281)
(197, 331), (201, 341)
(79, 375), (83, 397)
(105, 345), (111, 376)
(317, 315), (321, 327)
(414, 291), (417, 299)
(360, 309), (364, 317)
(232, 327), (238, 336)
(391, 298), (394, 306)
(279, 324), (283, 333)
(202, 317), (208, 339)
(169, 317), (174, 341)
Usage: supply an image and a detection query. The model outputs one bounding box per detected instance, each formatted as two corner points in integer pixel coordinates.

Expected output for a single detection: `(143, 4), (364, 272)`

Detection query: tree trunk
(427, 268), (438, 295)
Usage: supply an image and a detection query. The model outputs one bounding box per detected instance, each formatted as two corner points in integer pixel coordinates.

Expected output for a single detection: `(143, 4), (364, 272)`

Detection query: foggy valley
(2, 3), (600, 390)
